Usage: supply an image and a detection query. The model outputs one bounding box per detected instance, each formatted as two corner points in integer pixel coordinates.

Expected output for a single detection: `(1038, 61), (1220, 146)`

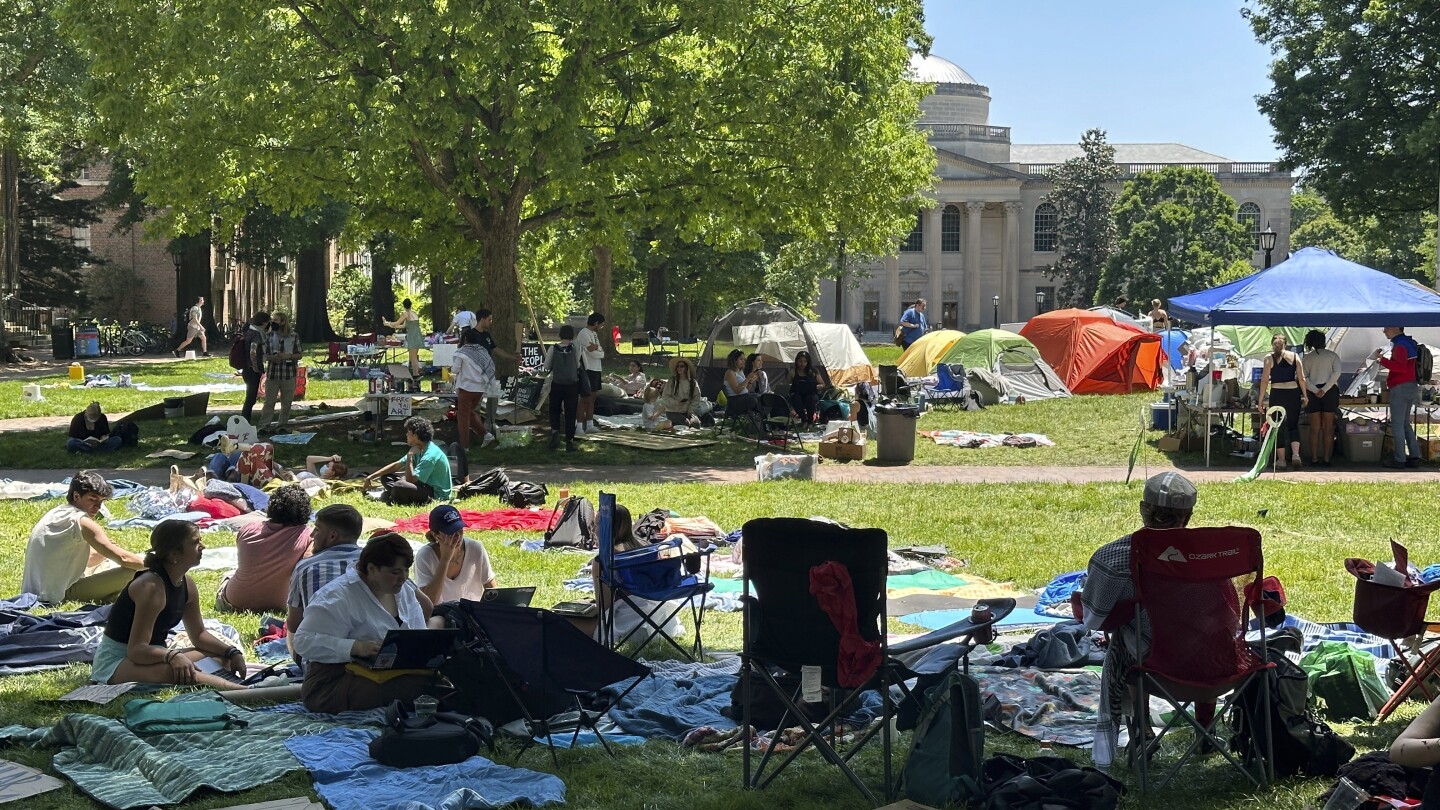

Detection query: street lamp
(172, 251), (184, 331)
(992, 295), (1000, 328)
(1035, 289), (1046, 315)
(1258, 223), (1278, 269)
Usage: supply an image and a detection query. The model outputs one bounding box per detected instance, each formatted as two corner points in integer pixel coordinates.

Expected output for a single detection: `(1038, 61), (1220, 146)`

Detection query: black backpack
(114, 420), (140, 448)
(544, 497), (597, 550)
(902, 668), (985, 807)
(1417, 342), (1434, 384)
(456, 467), (510, 499)
(1230, 630), (1355, 777)
(500, 480), (547, 508)
(979, 753), (1125, 810)
(367, 700), (493, 768)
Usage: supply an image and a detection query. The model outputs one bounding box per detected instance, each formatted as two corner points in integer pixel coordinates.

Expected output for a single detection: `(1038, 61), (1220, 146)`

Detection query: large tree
(18, 170), (103, 308)
(1042, 129), (1122, 307)
(1098, 167), (1251, 307)
(1290, 190), (1437, 283)
(67, 0), (933, 372)
(1248, 1), (1440, 218)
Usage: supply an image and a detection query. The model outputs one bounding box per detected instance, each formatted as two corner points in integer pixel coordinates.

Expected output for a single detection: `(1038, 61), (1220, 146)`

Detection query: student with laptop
(414, 504), (499, 605)
(293, 533), (441, 713)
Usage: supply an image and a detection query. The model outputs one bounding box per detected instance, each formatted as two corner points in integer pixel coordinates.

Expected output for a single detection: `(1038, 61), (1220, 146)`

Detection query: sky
(922, 0), (1282, 161)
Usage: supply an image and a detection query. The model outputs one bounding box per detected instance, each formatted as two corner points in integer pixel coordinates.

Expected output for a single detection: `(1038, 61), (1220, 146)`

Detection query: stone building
(817, 53), (1294, 331)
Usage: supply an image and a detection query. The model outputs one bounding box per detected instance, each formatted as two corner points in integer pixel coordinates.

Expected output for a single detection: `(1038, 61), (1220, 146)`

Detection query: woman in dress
(1257, 333), (1310, 470)
(788, 351), (822, 426)
(384, 298), (424, 377)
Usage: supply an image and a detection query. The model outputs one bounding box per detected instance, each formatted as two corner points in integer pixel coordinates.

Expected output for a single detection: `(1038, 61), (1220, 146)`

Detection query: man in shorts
(575, 312), (605, 435)
(174, 296), (210, 357)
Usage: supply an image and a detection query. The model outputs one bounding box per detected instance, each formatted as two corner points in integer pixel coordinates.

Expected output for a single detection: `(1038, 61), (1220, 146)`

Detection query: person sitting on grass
(215, 484), (314, 613)
(363, 416), (453, 504)
(92, 519), (248, 690)
(23, 471), (146, 604)
(286, 503), (365, 662)
(293, 532), (438, 713)
(66, 401), (122, 454)
(656, 356), (704, 429)
(414, 504), (498, 605)
(608, 360), (649, 398)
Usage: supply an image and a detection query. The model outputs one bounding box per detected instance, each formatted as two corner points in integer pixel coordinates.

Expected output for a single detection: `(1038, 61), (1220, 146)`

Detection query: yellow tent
(896, 329), (966, 377)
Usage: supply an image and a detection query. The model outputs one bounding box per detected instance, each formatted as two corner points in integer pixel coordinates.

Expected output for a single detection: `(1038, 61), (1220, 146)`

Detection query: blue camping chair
(596, 492), (716, 661)
(925, 362), (969, 411)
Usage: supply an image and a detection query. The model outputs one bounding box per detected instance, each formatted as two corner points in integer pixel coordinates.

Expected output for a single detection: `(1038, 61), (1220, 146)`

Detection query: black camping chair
(451, 598), (651, 764)
(596, 492), (715, 661)
(740, 517), (1013, 803)
(757, 392), (803, 452)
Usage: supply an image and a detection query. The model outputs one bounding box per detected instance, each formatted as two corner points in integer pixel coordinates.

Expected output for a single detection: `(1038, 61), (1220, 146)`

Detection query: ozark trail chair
(1351, 570), (1440, 720)
(1127, 526), (1274, 791)
(739, 517), (1013, 803)
(596, 492), (714, 661)
(926, 363), (969, 412)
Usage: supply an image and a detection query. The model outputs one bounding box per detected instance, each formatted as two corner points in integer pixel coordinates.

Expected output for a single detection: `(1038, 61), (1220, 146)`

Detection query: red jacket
(1379, 337), (1419, 387)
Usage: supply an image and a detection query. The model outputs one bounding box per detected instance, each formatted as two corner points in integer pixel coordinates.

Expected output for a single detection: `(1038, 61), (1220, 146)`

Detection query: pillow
(188, 496), (243, 520)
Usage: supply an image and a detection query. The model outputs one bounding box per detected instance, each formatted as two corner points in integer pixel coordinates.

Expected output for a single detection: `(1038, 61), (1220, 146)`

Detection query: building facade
(817, 54), (1294, 331)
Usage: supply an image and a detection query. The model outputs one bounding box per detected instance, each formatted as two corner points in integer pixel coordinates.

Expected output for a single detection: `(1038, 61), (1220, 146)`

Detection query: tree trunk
(429, 268), (448, 336)
(0, 149), (18, 360)
(643, 243), (667, 333)
(833, 240), (847, 323)
(593, 244), (613, 353)
(369, 235), (395, 336)
(295, 242), (338, 342)
(480, 212), (521, 377)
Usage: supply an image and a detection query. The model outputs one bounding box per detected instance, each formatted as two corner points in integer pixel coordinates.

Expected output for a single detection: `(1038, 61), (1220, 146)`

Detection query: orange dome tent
(1019, 308), (1164, 394)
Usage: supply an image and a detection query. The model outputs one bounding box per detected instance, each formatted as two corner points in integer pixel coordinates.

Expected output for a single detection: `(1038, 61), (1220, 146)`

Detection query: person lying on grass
(23, 471), (145, 604)
(92, 520), (248, 690)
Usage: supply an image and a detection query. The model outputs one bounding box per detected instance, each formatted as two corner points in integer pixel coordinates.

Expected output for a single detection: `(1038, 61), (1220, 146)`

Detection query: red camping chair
(1351, 576), (1440, 720)
(1128, 526), (1274, 792)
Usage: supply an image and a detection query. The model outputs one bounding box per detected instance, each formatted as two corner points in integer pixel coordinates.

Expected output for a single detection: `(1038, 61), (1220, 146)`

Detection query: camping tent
(1157, 328), (1190, 370)
(896, 329), (965, 377)
(937, 329), (1070, 402)
(941, 329), (1034, 370)
(698, 300), (876, 396)
(1214, 325), (1313, 358)
(1020, 308), (1164, 394)
(1325, 326), (1440, 375)
(1168, 247), (1440, 327)
(1087, 305), (1151, 331)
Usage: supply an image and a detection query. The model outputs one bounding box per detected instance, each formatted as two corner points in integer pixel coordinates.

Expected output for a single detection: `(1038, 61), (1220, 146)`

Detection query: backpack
(114, 420), (140, 448)
(1300, 641), (1389, 722)
(227, 334), (248, 370)
(978, 753), (1125, 810)
(544, 496), (597, 550)
(367, 700), (493, 768)
(1230, 629), (1355, 777)
(456, 466), (510, 499)
(500, 480), (547, 508)
(902, 668), (985, 807)
(549, 344), (579, 385)
(1416, 342), (1434, 384)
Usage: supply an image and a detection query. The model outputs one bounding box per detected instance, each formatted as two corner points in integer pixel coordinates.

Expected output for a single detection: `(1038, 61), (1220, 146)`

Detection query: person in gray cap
(1080, 471), (1198, 771)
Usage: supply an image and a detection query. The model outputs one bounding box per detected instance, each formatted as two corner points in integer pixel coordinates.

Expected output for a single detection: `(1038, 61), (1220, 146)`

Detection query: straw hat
(668, 355), (695, 374)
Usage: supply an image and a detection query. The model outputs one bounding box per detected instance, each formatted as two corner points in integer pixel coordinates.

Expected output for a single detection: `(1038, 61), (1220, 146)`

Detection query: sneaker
(483, 433), (498, 448)
(173, 350), (182, 358)
(1383, 458), (1406, 468)
(587, 420), (599, 432)
(549, 433), (561, 450)
(574, 423), (587, 436)
(202, 352), (213, 357)
(1289, 457), (1302, 471)
(1407, 457), (1424, 468)
(566, 441), (577, 452)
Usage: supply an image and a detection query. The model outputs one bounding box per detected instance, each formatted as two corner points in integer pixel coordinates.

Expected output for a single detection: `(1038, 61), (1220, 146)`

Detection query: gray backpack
(549, 344), (580, 385)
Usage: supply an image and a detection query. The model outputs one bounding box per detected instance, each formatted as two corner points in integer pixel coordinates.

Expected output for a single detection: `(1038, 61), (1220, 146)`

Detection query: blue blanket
(285, 727), (565, 809)
(901, 606), (1067, 631)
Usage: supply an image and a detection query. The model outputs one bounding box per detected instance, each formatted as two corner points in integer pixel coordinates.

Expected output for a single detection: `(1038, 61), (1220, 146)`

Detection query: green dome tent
(940, 329), (1039, 369)
(937, 329), (1070, 403)
(1214, 325), (1313, 358)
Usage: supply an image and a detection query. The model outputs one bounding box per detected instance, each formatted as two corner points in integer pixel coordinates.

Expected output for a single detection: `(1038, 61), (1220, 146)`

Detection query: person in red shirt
(1375, 326), (1423, 468)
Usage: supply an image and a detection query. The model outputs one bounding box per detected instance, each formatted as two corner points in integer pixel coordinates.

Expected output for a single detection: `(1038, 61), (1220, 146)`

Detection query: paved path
(0, 463), (1410, 488)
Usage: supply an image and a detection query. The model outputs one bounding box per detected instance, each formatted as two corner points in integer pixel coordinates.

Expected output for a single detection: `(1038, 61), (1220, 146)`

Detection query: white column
(843, 284), (860, 327)
(964, 202), (985, 328)
(925, 206), (944, 326)
(1003, 202), (1021, 322)
(884, 255), (900, 329)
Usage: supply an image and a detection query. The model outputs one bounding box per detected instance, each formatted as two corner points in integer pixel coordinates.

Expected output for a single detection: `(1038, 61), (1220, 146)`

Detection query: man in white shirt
(174, 296), (210, 357)
(448, 306), (477, 335)
(574, 312), (606, 435)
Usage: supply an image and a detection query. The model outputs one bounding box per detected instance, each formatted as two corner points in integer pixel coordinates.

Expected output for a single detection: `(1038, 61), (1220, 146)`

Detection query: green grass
(0, 480), (1431, 808)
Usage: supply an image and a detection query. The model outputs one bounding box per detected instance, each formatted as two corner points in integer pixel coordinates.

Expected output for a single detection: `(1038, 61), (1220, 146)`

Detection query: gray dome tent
(697, 300), (874, 399)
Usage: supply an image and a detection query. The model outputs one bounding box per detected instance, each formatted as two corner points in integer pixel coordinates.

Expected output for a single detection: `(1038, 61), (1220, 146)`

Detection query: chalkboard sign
(512, 376), (545, 411)
(519, 341), (544, 373)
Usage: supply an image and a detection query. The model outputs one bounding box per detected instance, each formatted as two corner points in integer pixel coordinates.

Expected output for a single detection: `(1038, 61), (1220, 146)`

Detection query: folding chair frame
(758, 392), (804, 453)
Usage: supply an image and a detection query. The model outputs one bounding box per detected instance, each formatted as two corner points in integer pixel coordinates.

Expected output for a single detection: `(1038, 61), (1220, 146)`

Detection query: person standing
(473, 309), (511, 446)
(1376, 326), (1424, 468)
(575, 312), (606, 435)
(1149, 299), (1169, 332)
(1302, 329), (1342, 467)
(383, 298), (423, 378)
(448, 306), (476, 336)
(1257, 333), (1309, 470)
(174, 296), (210, 357)
(899, 299), (927, 349)
(241, 311), (271, 423)
(451, 327), (497, 456)
(545, 324), (582, 452)
(258, 312), (302, 433)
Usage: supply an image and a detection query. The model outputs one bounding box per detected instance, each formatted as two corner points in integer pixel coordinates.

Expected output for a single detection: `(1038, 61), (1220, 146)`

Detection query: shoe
(483, 433), (498, 448)
(1383, 458), (1406, 468)
(574, 423), (587, 436)
(549, 433), (560, 450)
(1407, 458), (1424, 468)
(173, 350), (181, 358)
(587, 420), (599, 432)
(1289, 458), (1302, 471)
(566, 441), (577, 452)
(202, 352), (213, 357)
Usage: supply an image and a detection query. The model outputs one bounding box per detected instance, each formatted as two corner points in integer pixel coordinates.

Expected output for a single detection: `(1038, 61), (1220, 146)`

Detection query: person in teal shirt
(363, 416), (453, 504)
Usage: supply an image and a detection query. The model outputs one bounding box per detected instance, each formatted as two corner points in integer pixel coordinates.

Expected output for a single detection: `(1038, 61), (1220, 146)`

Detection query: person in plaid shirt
(258, 312), (303, 433)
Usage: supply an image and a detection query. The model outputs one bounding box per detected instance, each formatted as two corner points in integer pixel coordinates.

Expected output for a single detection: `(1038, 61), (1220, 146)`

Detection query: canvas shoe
(587, 420), (599, 433)
(574, 423), (587, 436)
(483, 433), (499, 448)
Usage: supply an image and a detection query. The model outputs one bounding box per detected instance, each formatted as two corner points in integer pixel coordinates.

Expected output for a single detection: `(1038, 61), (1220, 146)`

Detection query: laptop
(355, 629), (460, 670)
(481, 586), (536, 607)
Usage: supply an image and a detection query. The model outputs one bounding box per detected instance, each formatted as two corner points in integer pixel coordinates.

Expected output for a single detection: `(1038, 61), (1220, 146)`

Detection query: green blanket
(0, 701), (369, 809)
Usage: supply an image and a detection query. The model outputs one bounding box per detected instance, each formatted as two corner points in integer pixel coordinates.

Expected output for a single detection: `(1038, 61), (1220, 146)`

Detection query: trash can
(75, 323), (100, 358)
(875, 403), (920, 463)
(51, 318), (74, 360)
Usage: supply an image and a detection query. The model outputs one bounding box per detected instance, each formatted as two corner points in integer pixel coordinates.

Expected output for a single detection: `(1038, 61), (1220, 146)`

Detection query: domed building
(818, 53), (1293, 331)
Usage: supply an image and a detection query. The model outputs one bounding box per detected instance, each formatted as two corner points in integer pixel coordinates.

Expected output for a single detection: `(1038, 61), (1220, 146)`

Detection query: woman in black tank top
(1257, 334), (1310, 471)
(100, 520), (248, 689)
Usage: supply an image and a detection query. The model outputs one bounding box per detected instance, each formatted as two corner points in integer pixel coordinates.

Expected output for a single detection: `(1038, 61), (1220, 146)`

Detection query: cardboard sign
(387, 395), (413, 418)
(519, 341), (544, 373)
(512, 377), (545, 411)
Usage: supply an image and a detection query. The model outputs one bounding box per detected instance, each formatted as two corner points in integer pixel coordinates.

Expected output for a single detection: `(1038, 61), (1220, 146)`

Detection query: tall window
(1033, 203), (1057, 252)
(1237, 202), (1261, 249)
(941, 205), (961, 252)
(900, 212), (923, 252)
(71, 226), (91, 250)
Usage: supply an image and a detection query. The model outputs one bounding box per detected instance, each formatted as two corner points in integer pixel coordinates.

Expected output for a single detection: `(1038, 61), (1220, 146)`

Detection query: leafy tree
(327, 263), (370, 336)
(18, 170), (103, 308)
(66, 0), (933, 372)
(1043, 129), (1122, 307)
(1289, 190), (1437, 283)
(1248, 1), (1440, 217)
(1290, 210), (1364, 262)
(1289, 189), (1329, 233)
(1098, 167), (1251, 306)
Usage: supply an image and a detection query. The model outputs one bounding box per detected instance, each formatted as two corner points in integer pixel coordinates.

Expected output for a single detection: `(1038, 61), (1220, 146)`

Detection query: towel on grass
(900, 607), (1066, 631)
(391, 508), (555, 534)
(284, 727), (565, 809)
(971, 665), (1103, 747)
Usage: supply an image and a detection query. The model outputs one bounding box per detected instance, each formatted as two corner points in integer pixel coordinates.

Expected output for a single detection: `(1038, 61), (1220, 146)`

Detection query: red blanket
(391, 507), (556, 534)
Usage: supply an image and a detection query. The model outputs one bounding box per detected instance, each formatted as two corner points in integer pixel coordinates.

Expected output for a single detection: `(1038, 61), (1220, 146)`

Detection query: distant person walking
(174, 296), (210, 357)
(899, 299), (928, 348)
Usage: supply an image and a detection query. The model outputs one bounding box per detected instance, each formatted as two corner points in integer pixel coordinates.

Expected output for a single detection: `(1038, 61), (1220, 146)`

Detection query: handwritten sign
(386, 395), (413, 418)
(512, 377), (545, 411)
(519, 341), (544, 373)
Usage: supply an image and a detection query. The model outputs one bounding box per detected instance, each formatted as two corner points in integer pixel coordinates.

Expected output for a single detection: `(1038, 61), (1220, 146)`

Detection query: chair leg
(1380, 640), (1440, 720)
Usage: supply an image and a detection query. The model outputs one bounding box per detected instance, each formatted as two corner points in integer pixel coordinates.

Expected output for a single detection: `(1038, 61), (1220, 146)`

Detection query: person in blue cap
(413, 504), (497, 606)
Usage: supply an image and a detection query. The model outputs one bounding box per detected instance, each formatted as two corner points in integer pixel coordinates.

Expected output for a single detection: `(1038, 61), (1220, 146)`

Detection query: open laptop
(481, 586), (536, 607)
(355, 628), (460, 670)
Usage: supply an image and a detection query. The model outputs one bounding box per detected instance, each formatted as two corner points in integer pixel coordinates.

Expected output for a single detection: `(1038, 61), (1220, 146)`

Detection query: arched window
(941, 205), (962, 252)
(1033, 203), (1057, 252)
(900, 212), (923, 252)
(1237, 202), (1261, 249)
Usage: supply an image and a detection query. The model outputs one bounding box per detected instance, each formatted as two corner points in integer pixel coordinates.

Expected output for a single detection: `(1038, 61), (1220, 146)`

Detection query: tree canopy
(1043, 128), (1121, 307)
(17, 170), (102, 309)
(1289, 189), (1437, 283)
(66, 0), (934, 365)
(1098, 167), (1251, 306)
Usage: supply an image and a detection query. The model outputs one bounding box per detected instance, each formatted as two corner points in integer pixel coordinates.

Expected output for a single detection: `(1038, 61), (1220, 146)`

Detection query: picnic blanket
(266, 433), (317, 445)
(0, 701), (370, 809)
(972, 665), (1103, 747)
(920, 431), (1055, 448)
(0, 603), (109, 675)
(391, 508), (555, 534)
(901, 606), (1066, 631)
(583, 431), (719, 451)
(284, 727), (565, 809)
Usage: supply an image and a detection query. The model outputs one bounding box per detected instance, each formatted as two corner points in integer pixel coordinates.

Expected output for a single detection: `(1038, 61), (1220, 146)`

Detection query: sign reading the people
(519, 342), (544, 373)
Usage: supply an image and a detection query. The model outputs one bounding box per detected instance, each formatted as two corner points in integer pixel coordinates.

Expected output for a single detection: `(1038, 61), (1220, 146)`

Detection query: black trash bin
(875, 403), (920, 463)
(51, 318), (74, 360)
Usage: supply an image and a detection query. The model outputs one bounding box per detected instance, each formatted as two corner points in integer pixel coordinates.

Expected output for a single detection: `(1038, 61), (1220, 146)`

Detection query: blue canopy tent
(1157, 328), (1190, 369)
(1169, 247), (1440, 327)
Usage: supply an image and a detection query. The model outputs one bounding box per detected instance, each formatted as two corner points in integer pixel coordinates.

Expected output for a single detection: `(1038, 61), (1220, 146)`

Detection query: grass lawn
(0, 479), (1431, 808)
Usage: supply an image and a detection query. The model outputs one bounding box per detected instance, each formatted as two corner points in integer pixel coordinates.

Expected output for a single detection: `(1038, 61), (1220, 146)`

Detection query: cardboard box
(1157, 435), (1182, 452)
(1421, 437), (1440, 460)
(819, 438), (865, 461)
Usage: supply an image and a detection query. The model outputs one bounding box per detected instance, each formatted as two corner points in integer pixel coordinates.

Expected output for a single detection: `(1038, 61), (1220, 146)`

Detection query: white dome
(908, 53), (980, 86)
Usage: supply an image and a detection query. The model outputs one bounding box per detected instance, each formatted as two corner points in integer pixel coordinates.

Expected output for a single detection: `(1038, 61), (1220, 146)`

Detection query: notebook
(355, 629), (460, 670)
(481, 586), (536, 607)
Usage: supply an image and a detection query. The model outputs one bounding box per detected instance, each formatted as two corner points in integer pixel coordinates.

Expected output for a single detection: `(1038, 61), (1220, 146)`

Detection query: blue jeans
(66, 435), (122, 453)
(1390, 382), (1421, 462)
(206, 450), (241, 478)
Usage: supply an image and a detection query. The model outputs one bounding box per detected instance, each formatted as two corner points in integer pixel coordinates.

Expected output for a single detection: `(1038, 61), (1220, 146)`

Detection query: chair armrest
(888, 598), (1016, 656)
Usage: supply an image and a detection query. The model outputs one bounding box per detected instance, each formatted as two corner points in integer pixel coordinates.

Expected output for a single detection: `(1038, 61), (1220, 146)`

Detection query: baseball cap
(429, 504), (465, 535)
(1141, 472), (1197, 510)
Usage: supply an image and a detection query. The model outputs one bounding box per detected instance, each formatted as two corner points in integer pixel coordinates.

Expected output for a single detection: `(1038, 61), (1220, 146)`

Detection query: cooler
(1342, 419), (1384, 464)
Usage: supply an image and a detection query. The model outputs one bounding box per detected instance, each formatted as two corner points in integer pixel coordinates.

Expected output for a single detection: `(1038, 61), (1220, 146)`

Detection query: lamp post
(1258, 223), (1278, 269)
(172, 250), (184, 334)
(992, 295), (1000, 329)
(1035, 289), (1046, 315)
